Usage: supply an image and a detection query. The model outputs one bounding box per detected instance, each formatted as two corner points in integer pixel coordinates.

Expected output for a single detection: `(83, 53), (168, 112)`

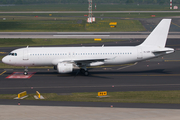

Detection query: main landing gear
(80, 68), (89, 76)
(23, 67), (28, 75)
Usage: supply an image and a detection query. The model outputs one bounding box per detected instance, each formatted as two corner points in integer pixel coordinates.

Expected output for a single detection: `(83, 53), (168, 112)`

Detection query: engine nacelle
(57, 63), (73, 73)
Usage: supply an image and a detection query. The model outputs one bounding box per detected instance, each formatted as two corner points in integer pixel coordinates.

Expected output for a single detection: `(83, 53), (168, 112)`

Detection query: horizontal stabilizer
(152, 48), (174, 54)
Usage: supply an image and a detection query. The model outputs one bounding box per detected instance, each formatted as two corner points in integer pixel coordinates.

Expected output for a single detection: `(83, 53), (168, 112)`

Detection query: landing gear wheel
(24, 67), (28, 75)
(84, 71), (89, 76)
(80, 69), (85, 73)
(80, 68), (89, 76)
(23, 71), (28, 75)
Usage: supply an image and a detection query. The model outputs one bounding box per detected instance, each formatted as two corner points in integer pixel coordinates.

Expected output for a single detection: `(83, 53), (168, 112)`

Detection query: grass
(86, 19), (145, 32)
(0, 18), (145, 32)
(0, 20), (86, 32)
(0, 4), (175, 11)
(1, 90), (180, 104)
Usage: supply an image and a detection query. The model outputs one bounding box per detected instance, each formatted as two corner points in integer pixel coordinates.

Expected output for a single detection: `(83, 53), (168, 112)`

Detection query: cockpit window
(9, 53), (17, 56)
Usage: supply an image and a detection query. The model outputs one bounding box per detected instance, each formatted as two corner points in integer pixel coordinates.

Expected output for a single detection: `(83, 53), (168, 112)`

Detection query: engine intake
(57, 63), (73, 73)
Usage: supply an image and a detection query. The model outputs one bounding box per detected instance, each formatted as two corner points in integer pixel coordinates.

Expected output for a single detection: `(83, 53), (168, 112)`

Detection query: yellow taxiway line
(172, 22), (180, 28)
(0, 71), (6, 76)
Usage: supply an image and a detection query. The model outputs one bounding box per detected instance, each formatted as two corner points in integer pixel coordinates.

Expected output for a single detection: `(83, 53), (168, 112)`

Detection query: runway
(0, 32), (180, 39)
(1, 61), (180, 94)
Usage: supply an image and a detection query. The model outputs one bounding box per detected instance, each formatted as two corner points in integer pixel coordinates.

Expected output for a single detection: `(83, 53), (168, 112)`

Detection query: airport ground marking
(165, 60), (180, 62)
(172, 22), (180, 28)
(0, 52), (7, 54)
(0, 71), (6, 76)
(6, 72), (36, 79)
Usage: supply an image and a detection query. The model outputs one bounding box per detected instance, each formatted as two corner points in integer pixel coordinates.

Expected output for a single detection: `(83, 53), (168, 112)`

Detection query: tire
(80, 69), (85, 73)
(24, 71), (28, 75)
(84, 71), (89, 76)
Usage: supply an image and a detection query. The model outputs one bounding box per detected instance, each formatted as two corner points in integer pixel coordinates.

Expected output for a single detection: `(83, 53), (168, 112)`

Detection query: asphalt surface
(0, 61), (180, 94)
(0, 32), (180, 39)
(1, 11), (180, 14)
(1, 99), (180, 109)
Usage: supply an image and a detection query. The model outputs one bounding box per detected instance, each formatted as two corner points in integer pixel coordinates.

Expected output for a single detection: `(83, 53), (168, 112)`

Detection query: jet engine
(57, 63), (73, 73)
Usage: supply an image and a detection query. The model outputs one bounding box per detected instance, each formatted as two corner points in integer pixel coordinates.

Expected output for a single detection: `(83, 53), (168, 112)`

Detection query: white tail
(139, 19), (171, 48)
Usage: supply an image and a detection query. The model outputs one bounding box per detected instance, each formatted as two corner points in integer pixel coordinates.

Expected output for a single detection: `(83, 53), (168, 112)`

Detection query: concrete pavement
(1, 105), (180, 120)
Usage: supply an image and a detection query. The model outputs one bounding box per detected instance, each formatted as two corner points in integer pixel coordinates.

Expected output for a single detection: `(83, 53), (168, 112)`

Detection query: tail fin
(139, 19), (171, 48)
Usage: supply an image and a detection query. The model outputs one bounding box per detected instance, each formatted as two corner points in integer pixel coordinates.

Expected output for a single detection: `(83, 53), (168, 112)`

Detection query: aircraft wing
(52, 57), (116, 66)
(61, 57), (116, 66)
(73, 58), (110, 63)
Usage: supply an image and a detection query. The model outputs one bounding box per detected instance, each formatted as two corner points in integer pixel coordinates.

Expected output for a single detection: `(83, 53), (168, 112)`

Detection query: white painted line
(34, 95), (39, 99)
(40, 95), (44, 99)
(20, 95), (28, 99)
(97, 95), (110, 98)
(14, 95), (28, 99)
(14, 97), (19, 99)
(34, 95), (44, 99)
(53, 35), (110, 37)
(117, 62), (137, 70)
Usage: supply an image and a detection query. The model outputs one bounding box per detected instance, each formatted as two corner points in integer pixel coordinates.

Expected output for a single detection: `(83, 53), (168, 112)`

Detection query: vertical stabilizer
(139, 19), (171, 48)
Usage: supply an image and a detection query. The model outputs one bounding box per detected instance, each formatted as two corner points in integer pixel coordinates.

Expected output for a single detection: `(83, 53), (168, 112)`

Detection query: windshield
(9, 53), (17, 56)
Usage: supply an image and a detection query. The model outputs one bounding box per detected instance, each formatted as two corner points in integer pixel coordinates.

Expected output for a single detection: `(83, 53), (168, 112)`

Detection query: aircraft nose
(2, 56), (8, 64)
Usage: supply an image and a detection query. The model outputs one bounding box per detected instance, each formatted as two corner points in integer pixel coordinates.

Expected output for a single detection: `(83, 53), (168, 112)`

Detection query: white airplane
(2, 19), (174, 76)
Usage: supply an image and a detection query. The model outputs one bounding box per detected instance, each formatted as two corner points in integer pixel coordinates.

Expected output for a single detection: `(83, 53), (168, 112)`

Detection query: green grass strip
(0, 19), (145, 32)
(1, 90), (180, 104)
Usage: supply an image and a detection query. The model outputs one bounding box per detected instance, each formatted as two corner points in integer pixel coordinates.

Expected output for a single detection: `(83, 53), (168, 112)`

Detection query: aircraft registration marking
(6, 72), (35, 79)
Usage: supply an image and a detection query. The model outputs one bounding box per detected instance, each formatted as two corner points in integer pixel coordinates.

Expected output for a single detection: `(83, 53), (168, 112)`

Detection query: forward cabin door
(23, 48), (29, 60)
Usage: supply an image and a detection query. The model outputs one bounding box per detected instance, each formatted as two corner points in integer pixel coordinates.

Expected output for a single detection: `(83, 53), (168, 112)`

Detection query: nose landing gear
(23, 67), (28, 75)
